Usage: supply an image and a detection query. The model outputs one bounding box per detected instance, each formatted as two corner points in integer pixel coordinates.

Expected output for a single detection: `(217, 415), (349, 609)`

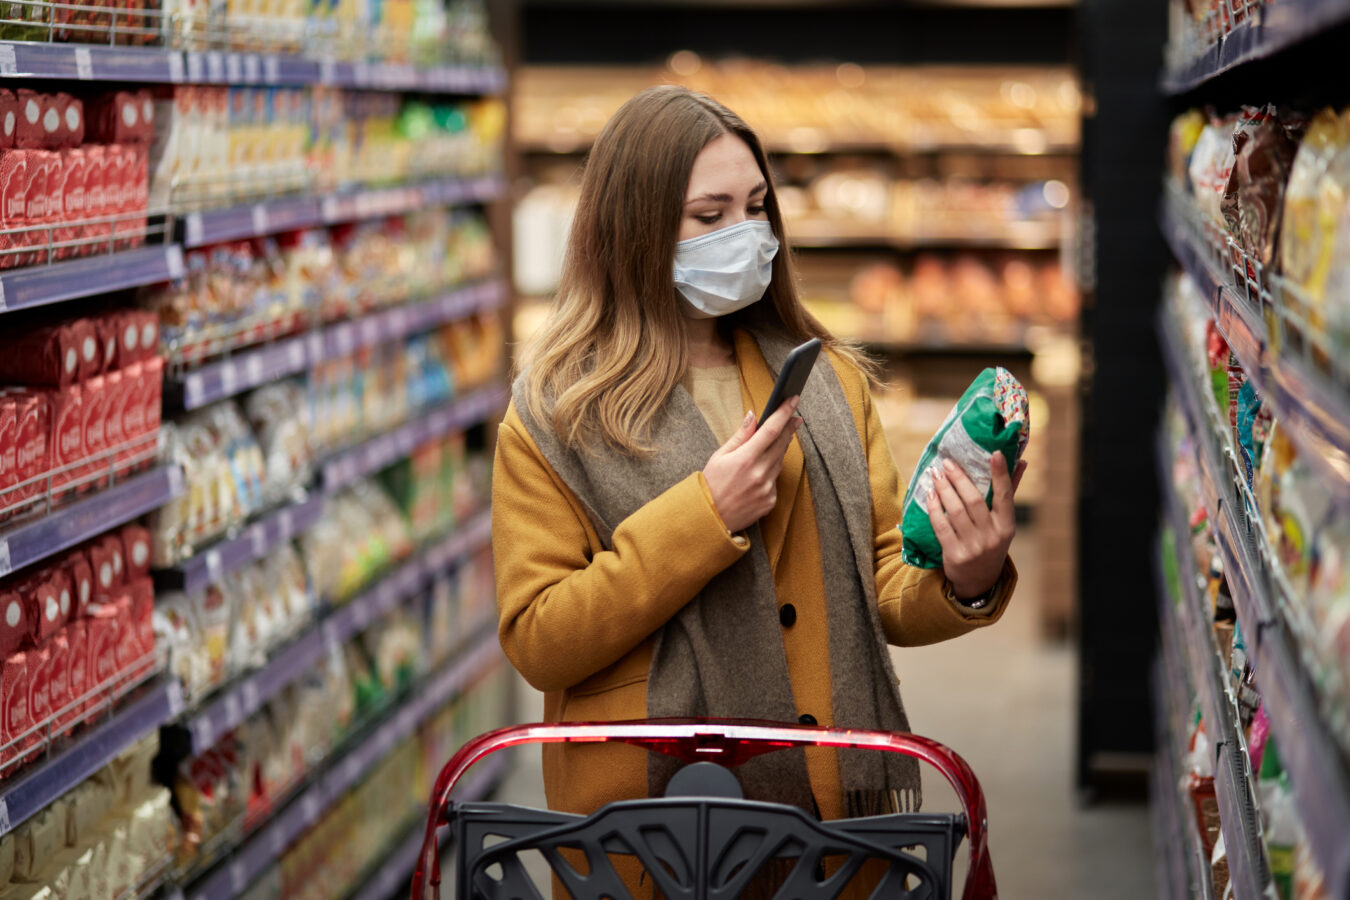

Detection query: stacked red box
(0, 525), (157, 772)
(0, 310), (163, 506)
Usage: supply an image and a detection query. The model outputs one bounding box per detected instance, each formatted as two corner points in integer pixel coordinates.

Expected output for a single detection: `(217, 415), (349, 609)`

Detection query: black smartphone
(758, 338), (821, 428)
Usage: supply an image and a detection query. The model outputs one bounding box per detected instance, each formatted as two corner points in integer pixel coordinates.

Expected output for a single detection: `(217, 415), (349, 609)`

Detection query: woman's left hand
(926, 451), (1027, 600)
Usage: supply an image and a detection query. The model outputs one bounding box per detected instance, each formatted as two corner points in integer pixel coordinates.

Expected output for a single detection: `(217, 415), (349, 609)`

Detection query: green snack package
(899, 367), (1030, 569)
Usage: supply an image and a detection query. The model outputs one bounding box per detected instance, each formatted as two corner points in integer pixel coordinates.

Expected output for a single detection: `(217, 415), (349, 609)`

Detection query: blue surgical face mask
(672, 219), (780, 318)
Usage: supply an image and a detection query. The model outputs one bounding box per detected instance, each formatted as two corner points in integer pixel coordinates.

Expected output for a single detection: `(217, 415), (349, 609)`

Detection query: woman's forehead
(686, 134), (762, 199)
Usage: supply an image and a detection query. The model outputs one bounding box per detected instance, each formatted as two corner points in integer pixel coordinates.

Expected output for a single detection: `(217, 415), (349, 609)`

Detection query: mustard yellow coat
(492, 331), (1017, 822)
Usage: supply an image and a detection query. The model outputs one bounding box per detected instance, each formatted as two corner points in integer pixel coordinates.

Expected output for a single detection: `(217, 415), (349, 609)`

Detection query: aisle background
(496, 526), (1155, 899)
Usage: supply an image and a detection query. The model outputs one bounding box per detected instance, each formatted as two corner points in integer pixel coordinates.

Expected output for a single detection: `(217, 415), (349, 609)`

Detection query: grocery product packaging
(45, 384), (84, 498)
(66, 621), (88, 715)
(0, 89), (16, 150)
(15, 90), (44, 150)
(0, 588), (30, 658)
(21, 572), (64, 643)
(54, 148), (86, 260)
(25, 646), (52, 741)
(60, 550), (94, 619)
(899, 367), (1030, 568)
(59, 94), (84, 148)
(0, 148), (28, 268)
(1221, 104), (1304, 268)
(48, 631), (73, 730)
(2, 652), (30, 765)
(80, 375), (110, 490)
(0, 322), (84, 388)
(9, 391), (49, 507)
(39, 94), (62, 150)
(0, 396), (16, 514)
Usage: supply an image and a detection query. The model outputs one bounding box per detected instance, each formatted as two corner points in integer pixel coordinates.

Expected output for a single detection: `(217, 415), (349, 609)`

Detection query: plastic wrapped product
(0, 830), (12, 888)
(0, 396), (16, 516)
(65, 621), (88, 727)
(1259, 736), (1297, 900)
(0, 587), (33, 659)
(11, 805), (62, 881)
(20, 572), (64, 645)
(1189, 113), (1238, 226)
(899, 367), (1029, 569)
(1225, 107), (1305, 269)
(2, 652), (30, 767)
(47, 631), (73, 732)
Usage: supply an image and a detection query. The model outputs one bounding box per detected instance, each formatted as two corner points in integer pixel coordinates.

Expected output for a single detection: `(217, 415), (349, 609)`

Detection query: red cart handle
(412, 718), (996, 900)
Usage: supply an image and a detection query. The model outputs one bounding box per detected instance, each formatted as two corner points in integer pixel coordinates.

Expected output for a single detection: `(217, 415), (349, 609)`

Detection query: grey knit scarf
(511, 331), (920, 817)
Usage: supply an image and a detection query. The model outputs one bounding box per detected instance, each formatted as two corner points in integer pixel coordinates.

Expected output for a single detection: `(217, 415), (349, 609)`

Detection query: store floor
(490, 526), (1153, 899)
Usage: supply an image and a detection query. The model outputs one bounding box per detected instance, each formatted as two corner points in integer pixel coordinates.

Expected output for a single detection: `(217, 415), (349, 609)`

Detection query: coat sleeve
(855, 372), (1019, 647)
(492, 407), (751, 692)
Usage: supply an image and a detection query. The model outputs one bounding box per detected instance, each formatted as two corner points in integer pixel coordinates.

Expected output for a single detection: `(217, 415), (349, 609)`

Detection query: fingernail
(942, 458), (956, 473)
(744, 410), (755, 424)
(931, 465), (945, 480)
(992, 450), (1004, 463)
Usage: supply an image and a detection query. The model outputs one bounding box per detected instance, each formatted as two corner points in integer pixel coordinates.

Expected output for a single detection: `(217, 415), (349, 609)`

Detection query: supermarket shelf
(791, 227), (1063, 251)
(185, 625), (503, 900)
(0, 41), (506, 92)
(0, 677), (184, 839)
(1161, 189), (1350, 501)
(0, 41), (178, 83)
(166, 278), (509, 410)
(154, 494), (324, 594)
(347, 755), (508, 900)
(1159, 311), (1350, 897)
(176, 509), (492, 755)
(0, 245), (183, 315)
(519, 140), (1081, 157)
(0, 466), (184, 580)
(321, 384), (507, 491)
(1160, 1), (1350, 95)
(178, 174), (506, 248)
(1253, 621), (1350, 897)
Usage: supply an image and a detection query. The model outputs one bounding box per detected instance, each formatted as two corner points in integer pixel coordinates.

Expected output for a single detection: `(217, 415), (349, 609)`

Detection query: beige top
(682, 364), (744, 445)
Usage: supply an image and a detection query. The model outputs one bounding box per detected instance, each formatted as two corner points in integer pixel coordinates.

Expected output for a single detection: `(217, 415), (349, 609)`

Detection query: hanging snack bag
(899, 367), (1029, 569)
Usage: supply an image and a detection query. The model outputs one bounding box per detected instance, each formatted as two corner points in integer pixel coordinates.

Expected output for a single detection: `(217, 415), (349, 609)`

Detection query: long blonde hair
(519, 85), (874, 455)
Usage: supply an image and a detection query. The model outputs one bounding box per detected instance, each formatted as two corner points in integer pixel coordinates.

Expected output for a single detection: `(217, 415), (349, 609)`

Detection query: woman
(493, 85), (1023, 845)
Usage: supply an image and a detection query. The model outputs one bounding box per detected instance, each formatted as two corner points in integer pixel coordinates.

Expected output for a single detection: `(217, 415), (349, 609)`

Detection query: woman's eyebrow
(684, 181), (769, 205)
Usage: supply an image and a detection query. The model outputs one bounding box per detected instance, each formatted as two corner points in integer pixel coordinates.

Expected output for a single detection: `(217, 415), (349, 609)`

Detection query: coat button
(798, 714), (817, 726)
(779, 603), (797, 627)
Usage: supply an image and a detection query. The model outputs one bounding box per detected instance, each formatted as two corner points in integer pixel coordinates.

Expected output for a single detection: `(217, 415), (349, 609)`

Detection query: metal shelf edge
(0, 466), (184, 580)
(0, 42), (504, 91)
(0, 677), (181, 838)
(0, 245), (180, 315)
(1211, 740), (1271, 897)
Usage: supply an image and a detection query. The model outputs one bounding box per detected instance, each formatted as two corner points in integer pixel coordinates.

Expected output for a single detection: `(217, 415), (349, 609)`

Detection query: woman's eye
(748, 206), (766, 216)
(694, 213), (721, 225)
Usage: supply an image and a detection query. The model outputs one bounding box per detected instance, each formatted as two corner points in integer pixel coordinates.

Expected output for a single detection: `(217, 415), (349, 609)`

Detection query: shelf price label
(264, 56), (281, 83)
(251, 204), (269, 235)
(73, 47), (93, 80)
(206, 52), (225, 82)
(0, 539), (10, 578)
(0, 45), (17, 77)
(186, 53), (205, 83)
(243, 54), (261, 82)
(168, 52), (186, 83)
(225, 53), (243, 83)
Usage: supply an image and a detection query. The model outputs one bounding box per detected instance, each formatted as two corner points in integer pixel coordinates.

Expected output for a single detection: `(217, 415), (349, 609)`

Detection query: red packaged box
(21, 572), (63, 644)
(0, 396), (16, 517)
(59, 550), (94, 619)
(0, 89), (15, 151)
(43, 150), (62, 226)
(54, 148), (86, 261)
(102, 144), (125, 214)
(66, 621), (88, 716)
(39, 94), (62, 150)
(2, 652), (31, 766)
(122, 310), (159, 363)
(0, 149), (26, 270)
(0, 322), (84, 387)
(89, 537), (120, 598)
(0, 589), (30, 658)
(57, 94), (83, 148)
(141, 356), (163, 435)
(93, 311), (122, 372)
(113, 147), (147, 250)
(89, 92), (145, 145)
(47, 631), (73, 731)
(7, 391), (49, 508)
(45, 385), (83, 498)
(51, 568), (74, 627)
(80, 375), (109, 492)
(121, 526), (152, 580)
(21, 148), (49, 265)
(79, 145), (109, 257)
(126, 577), (153, 658)
(26, 646), (52, 738)
(107, 595), (139, 673)
(99, 533), (125, 588)
(103, 369), (126, 453)
(85, 604), (119, 697)
(73, 317), (101, 382)
(114, 362), (145, 476)
(15, 90), (45, 150)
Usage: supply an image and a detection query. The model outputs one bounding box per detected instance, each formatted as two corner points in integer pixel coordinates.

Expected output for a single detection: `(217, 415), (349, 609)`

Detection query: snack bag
(899, 367), (1029, 569)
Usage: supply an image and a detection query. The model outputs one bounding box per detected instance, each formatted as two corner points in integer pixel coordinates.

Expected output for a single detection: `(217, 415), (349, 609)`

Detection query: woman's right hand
(704, 396), (802, 534)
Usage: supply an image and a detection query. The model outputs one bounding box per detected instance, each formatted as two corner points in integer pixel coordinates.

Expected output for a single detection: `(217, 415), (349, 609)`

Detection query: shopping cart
(412, 719), (997, 900)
